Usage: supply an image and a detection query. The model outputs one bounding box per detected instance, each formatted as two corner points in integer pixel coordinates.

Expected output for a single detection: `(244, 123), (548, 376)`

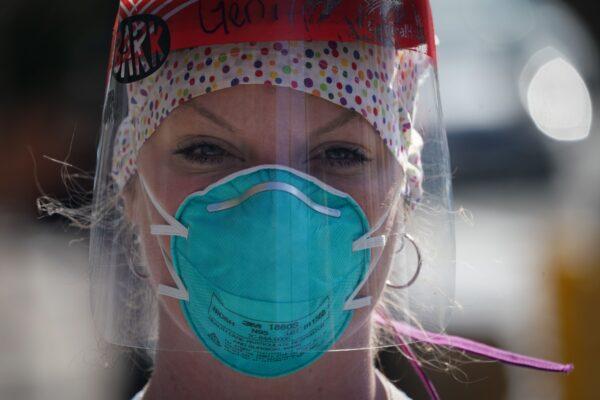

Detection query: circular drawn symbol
(112, 14), (170, 84)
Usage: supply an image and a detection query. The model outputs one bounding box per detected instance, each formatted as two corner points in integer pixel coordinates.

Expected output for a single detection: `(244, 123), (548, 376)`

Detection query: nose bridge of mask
(206, 181), (341, 218)
(140, 165), (388, 309)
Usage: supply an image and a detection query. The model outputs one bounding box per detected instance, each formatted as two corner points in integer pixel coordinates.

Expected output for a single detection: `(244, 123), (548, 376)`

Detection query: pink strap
(373, 311), (573, 399)
(395, 333), (441, 400)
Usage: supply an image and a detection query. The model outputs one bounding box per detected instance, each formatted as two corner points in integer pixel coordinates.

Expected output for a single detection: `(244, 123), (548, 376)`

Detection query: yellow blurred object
(554, 227), (600, 400)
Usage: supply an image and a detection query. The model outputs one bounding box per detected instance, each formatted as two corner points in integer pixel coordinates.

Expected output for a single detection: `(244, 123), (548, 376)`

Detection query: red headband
(109, 0), (436, 85)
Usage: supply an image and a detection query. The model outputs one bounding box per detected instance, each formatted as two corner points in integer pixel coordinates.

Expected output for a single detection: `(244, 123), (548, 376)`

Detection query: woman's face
(131, 84), (404, 347)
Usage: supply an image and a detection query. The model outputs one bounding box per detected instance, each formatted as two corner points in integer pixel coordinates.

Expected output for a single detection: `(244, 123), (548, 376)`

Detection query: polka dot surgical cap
(112, 40), (427, 203)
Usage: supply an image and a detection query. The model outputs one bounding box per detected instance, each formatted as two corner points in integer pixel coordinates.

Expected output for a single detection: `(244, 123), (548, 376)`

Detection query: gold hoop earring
(386, 233), (422, 289)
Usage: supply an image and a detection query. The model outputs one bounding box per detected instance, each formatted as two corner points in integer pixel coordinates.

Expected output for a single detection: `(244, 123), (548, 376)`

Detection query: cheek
(348, 166), (405, 303)
(364, 220), (404, 303)
(330, 167), (400, 225)
(137, 218), (169, 285)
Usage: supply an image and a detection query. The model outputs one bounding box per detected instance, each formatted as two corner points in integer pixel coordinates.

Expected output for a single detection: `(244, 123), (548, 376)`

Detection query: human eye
(173, 138), (240, 165)
(310, 142), (372, 168)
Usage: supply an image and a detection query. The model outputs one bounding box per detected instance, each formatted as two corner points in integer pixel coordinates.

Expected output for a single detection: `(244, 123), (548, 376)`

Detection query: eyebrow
(309, 111), (358, 137)
(190, 102), (357, 137)
(190, 103), (239, 134)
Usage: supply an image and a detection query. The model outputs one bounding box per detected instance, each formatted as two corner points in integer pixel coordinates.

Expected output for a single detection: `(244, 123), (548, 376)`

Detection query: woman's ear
(121, 174), (142, 226)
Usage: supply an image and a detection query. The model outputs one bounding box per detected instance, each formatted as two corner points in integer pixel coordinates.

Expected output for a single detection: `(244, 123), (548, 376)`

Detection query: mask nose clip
(206, 181), (341, 217)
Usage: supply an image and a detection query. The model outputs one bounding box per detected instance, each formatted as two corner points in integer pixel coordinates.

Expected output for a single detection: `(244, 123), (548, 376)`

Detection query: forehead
(174, 84), (353, 129)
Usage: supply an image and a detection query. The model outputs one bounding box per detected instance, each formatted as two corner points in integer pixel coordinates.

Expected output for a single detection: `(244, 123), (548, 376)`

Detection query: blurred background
(0, 0), (597, 399)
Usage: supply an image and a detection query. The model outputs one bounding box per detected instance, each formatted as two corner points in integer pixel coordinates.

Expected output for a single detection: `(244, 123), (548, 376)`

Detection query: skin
(126, 84), (405, 399)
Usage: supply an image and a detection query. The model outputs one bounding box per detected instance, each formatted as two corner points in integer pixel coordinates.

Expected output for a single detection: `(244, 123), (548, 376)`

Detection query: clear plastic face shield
(91, 0), (454, 377)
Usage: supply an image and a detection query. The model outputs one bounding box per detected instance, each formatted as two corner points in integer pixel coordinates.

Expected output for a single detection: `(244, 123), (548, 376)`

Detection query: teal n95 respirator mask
(141, 165), (389, 377)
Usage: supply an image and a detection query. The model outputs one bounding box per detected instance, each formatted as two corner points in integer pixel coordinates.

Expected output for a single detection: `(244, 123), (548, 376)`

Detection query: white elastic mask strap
(139, 175), (189, 301)
(157, 245), (189, 301)
(139, 175), (189, 239)
(344, 209), (390, 311)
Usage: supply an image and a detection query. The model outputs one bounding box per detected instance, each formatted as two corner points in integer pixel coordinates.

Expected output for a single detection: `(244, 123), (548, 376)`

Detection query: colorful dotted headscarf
(112, 40), (427, 203)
